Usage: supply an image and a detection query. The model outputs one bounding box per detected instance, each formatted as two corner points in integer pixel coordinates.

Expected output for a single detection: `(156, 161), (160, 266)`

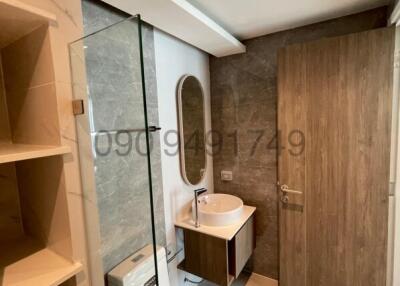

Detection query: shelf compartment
(0, 0), (57, 48)
(0, 236), (82, 286)
(0, 143), (71, 164)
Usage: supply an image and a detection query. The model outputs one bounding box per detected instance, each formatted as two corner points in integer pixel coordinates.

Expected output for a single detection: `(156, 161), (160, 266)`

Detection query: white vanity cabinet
(230, 215), (255, 278)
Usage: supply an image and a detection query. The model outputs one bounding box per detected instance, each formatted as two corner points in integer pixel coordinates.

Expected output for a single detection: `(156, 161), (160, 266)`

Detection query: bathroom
(0, 0), (399, 285)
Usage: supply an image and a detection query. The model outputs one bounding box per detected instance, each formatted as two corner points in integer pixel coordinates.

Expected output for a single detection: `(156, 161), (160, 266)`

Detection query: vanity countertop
(174, 205), (256, 241)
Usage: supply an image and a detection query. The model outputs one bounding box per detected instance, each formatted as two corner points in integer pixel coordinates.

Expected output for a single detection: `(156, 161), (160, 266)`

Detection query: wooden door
(278, 27), (394, 286)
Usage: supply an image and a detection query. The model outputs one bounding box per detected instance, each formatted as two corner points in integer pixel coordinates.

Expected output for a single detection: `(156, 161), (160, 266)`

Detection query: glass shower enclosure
(69, 16), (160, 285)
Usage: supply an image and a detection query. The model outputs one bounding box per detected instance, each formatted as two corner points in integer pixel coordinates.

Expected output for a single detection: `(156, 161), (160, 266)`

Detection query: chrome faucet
(194, 188), (207, 228)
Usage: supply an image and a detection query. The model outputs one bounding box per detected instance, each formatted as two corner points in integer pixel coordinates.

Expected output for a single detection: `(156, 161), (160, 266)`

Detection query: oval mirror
(177, 75), (206, 185)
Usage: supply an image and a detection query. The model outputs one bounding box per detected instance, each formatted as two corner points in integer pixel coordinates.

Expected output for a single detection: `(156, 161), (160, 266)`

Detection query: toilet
(107, 245), (170, 286)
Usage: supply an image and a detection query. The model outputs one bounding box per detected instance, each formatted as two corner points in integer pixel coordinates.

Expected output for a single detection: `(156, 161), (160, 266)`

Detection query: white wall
(153, 28), (213, 285)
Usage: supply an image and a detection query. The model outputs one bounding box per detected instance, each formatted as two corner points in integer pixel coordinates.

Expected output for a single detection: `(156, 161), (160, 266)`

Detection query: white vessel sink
(192, 194), (244, 227)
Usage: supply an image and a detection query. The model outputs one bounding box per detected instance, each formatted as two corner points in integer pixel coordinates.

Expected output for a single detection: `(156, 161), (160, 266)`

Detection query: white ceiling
(102, 0), (391, 57)
(102, 0), (246, 56)
(187, 0), (391, 40)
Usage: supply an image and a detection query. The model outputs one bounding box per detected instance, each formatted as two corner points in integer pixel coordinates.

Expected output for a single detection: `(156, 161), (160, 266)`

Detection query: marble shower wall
(210, 7), (388, 279)
(81, 0), (165, 274)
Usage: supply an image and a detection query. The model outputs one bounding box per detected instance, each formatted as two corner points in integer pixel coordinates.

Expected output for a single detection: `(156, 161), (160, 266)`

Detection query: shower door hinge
(72, 99), (84, 115)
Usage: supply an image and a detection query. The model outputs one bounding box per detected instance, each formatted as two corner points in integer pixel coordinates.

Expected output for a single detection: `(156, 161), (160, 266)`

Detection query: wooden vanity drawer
(179, 230), (230, 285)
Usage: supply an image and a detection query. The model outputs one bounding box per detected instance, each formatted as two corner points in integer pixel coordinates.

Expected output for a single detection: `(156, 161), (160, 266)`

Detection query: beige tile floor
(200, 272), (278, 286)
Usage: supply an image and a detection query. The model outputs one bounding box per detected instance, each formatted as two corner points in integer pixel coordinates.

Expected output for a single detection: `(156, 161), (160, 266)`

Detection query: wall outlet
(221, 170), (233, 181)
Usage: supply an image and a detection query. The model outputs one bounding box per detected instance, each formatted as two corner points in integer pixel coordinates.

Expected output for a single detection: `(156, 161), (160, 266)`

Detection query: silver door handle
(280, 184), (303, 195)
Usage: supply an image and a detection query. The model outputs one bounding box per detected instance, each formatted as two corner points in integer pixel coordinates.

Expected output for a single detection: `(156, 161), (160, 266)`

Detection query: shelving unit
(0, 237), (82, 286)
(0, 0), (56, 48)
(0, 1), (81, 285)
(0, 143), (71, 164)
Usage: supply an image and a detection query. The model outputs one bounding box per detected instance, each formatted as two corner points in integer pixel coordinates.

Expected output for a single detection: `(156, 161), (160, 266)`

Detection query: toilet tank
(107, 245), (170, 286)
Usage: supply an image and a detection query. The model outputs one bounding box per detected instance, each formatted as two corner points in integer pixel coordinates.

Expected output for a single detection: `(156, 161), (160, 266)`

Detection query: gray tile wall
(210, 7), (388, 279)
(81, 0), (165, 274)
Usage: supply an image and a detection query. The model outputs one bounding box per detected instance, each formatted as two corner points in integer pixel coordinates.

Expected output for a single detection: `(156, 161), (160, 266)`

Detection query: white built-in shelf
(0, 143), (71, 164)
(0, 0), (57, 48)
(0, 237), (83, 286)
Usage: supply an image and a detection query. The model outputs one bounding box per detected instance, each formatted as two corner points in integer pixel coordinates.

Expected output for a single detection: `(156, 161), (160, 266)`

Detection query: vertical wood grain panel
(278, 43), (307, 286)
(181, 229), (229, 286)
(305, 37), (341, 286)
(278, 27), (394, 286)
(336, 27), (393, 286)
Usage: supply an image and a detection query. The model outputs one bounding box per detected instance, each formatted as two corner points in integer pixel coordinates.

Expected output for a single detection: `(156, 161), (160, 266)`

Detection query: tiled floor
(200, 272), (278, 286)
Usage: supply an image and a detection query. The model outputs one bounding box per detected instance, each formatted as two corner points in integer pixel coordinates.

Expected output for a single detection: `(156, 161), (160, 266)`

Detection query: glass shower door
(69, 16), (159, 285)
